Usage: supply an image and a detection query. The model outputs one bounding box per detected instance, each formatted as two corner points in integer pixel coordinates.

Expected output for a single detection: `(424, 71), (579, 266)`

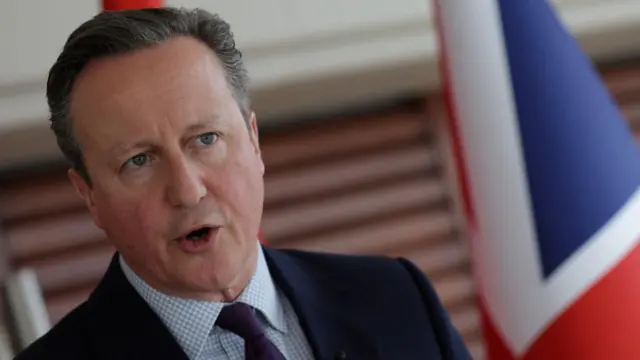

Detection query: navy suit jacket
(15, 247), (473, 360)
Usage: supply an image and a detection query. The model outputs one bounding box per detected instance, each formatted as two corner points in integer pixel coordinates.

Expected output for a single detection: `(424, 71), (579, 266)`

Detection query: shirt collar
(119, 241), (287, 360)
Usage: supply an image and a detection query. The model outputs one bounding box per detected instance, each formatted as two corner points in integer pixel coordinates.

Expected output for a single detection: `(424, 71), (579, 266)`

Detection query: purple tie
(216, 303), (286, 360)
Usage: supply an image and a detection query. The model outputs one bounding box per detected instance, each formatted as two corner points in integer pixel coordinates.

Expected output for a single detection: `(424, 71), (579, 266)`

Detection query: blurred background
(1, 0), (640, 359)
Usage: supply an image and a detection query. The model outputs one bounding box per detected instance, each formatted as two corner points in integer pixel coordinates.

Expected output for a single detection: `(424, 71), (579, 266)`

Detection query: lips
(175, 225), (220, 253)
(185, 227), (212, 240)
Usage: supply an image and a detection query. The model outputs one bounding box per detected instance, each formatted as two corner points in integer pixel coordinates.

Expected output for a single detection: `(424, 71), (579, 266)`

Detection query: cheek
(93, 188), (164, 249)
(211, 156), (264, 231)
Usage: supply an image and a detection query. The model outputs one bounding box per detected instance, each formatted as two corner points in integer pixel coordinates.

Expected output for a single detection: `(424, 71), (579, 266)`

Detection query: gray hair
(46, 7), (251, 184)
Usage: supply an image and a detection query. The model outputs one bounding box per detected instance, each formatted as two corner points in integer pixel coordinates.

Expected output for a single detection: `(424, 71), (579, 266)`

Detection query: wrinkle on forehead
(68, 36), (238, 163)
(71, 36), (225, 117)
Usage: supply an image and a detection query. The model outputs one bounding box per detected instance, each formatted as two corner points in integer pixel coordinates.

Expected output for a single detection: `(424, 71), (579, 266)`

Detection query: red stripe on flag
(102, 0), (163, 10)
(481, 241), (640, 359)
(433, 0), (488, 339)
(433, 1), (502, 358)
(432, 0), (478, 237)
(477, 301), (514, 360)
(527, 240), (640, 359)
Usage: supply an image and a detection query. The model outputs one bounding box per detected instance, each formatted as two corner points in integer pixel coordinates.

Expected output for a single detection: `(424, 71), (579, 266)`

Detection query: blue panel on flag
(497, 0), (640, 277)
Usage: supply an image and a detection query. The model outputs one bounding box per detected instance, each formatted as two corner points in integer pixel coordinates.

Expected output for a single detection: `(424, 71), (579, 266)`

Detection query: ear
(68, 168), (103, 229)
(248, 112), (265, 175)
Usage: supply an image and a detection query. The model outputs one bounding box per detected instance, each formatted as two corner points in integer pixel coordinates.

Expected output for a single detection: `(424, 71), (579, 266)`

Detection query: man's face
(68, 36), (265, 300)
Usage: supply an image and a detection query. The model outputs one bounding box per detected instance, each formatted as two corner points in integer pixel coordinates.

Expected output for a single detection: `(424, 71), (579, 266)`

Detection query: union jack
(434, 0), (640, 358)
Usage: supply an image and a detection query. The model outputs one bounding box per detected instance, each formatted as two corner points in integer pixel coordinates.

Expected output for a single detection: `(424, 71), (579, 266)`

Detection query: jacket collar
(85, 247), (380, 360)
(118, 243), (287, 360)
(85, 254), (189, 360)
(263, 247), (381, 360)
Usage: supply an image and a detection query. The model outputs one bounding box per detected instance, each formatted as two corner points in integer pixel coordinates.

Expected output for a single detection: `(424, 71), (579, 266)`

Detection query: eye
(123, 153), (149, 169)
(195, 132), (219, 147)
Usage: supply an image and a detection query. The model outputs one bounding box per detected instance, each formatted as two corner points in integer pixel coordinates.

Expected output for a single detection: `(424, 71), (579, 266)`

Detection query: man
(15, 7), (472, 360)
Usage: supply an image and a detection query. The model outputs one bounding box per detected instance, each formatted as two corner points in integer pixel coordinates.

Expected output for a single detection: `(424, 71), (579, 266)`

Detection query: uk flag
(435, 0), (640, 358)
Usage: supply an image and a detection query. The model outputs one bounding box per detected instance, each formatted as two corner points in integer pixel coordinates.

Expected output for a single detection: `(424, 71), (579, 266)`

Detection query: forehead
(68, 36), (239, 153)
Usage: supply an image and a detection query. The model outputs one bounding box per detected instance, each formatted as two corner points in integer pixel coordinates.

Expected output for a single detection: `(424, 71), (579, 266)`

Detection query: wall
(1, 0), (640, 169)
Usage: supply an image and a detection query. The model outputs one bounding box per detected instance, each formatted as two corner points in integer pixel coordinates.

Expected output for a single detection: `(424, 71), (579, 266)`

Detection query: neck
(212, 249), (259, 302)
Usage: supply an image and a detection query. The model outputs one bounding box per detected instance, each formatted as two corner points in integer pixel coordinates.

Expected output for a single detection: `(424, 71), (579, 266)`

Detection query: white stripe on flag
(437, 0), (640, 355)
(437, 0), (542, 352)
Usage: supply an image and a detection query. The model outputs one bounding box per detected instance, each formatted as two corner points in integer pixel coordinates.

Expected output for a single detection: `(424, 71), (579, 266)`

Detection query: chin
(178, 253), (248, 292)
(161, 231), (257, 296)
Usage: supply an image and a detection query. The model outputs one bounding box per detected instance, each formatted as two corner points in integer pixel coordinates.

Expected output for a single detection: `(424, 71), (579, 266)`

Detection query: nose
(166, 157), (206, 208)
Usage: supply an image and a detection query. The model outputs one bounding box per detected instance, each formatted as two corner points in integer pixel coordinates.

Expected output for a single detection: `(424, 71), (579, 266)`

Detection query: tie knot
(216, 303), (265, 339)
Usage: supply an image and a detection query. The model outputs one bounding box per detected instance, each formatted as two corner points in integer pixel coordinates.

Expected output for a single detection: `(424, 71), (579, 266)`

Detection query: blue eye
(125, 153), (148, 168)
(196, 132), (218, 147)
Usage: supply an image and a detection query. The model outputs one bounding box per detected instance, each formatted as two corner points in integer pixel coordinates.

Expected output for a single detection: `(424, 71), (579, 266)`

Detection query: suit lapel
(84, 254), (189, 360)
(82, 249), (380, 360)
(263, 248), (381, 360)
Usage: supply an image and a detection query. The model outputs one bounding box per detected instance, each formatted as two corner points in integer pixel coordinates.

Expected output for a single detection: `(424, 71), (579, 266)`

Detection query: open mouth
(176, 226), (219, 253)
(184, 227), (213, 242)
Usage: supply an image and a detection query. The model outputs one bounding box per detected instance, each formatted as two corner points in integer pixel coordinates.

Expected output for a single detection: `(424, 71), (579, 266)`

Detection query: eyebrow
(107, 140), (155, 159)
(184, 115), (222, 134)
(107, 115), (223, 157)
